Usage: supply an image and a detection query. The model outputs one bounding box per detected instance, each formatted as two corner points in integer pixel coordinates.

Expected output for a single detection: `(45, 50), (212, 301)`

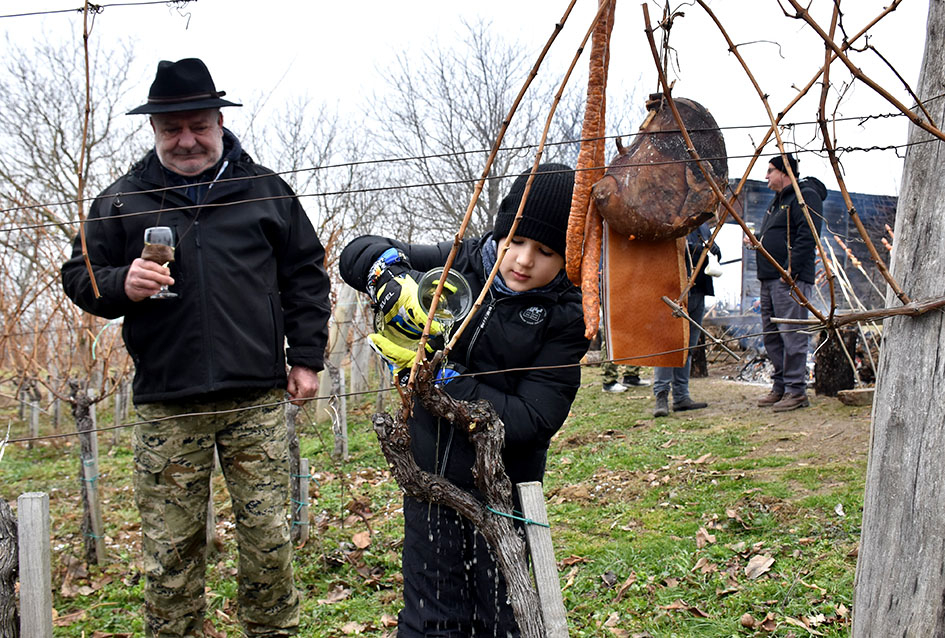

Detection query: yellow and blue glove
(367, 248), (445, 340)
(369, 331), (460, 385)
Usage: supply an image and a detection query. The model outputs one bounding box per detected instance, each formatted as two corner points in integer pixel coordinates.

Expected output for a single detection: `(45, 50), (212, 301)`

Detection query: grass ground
(1, 364), (870, 637)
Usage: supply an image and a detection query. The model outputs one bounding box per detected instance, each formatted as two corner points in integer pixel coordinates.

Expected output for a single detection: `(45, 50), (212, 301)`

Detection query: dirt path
(685, 370), (872, 467)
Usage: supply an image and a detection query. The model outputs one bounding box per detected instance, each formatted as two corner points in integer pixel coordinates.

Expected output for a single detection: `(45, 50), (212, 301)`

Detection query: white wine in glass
(142, 226), (178, 299)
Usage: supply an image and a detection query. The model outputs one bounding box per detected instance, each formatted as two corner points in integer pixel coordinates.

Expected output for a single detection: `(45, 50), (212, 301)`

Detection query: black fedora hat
(127, 58), (242, 115)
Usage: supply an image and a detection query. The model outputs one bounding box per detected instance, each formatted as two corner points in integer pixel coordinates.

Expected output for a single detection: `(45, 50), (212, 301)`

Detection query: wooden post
(852, 2), (945, 632)
(316, 286), (356, 422)
(296, 458), (310, 545)
(51, 397), (60, 432)
(121, 380), (132, 422)
(112, 385), (123, 446)
(0, 499), (18, 636)
(70, 379), (101, 565)
(285, 403), (303, 544)
(349, 298), (373, 395)
(374, 356), (387, 414)
(82, 459), (106, 565)
(329, 364), (348, 461)
(517, 482), (568, 638)
(17, 493), (52, 638)
(28, 401), (39, 451)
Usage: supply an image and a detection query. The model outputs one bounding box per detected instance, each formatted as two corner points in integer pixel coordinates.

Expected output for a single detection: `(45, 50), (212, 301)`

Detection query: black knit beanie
(493, 163), (575, 258)
(769, 153), (799, 177)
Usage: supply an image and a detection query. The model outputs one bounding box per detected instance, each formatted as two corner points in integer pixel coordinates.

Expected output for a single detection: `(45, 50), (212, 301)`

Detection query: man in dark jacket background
(61, 58), (331, 637)
(753, 152), (826, 412)
(652, 222), (720, 417)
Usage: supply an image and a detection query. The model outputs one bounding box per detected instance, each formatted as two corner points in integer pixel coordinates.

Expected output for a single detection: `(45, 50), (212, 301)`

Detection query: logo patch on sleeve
(519, 305), (547, 325)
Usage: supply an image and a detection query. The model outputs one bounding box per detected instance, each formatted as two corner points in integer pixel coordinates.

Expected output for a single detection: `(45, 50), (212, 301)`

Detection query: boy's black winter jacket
(61, 130), (332, 403)
(340, 234), (590, 490)
(756, 177), (827, 284)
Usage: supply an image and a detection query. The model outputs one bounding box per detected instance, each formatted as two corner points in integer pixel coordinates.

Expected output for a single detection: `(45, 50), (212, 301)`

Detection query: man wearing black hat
(61, 58), (331, 637)
(752, 152), (827, 412)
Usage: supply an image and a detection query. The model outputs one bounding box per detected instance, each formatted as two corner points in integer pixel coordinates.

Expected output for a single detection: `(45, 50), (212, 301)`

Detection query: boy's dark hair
(493, 163), (574, 258)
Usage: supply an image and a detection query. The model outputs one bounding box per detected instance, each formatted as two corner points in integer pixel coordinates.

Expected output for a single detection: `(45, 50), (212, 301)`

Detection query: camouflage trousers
(134, 389), (299, 637)
(601, 361), (642, 384)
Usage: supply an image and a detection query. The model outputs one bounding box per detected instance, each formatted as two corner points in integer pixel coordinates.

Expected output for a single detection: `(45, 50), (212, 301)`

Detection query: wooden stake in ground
(853, 2), (945, 634)
(17, 493), (52, 638)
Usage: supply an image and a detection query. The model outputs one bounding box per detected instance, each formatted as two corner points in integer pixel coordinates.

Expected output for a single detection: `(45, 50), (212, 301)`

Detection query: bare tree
(0, 35), (140, 564)
(246, 97), (384, 275)
(0, 35), (146, 243)
(369, 20), (569, 239)
(368, 20), (646, 241)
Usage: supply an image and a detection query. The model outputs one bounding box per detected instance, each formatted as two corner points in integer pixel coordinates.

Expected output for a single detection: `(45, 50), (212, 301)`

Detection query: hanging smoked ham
(597, 93), (727, 368)
(593, 93), (728, 241)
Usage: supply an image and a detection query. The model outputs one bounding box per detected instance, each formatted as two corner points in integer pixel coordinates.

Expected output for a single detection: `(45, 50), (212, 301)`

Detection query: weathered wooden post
(206, 447), (221, 557)
(852, 2), (945, 633)
(82, 459), (107, 565)
(112, 382), (124, 446)
(329, 364), (348, 461)
(285, 402), (304, 543)
(69, 379), (102, 565)
(349, 299), (373, 396)
(296, 458), (310, 545)
(27, 400), (39, 451)
(0, 499), (18, 637)
(17, 493), (52, 638)
(517, 482), (568, 637)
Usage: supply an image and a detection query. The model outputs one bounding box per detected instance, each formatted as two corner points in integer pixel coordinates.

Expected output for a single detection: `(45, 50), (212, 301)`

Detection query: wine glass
(142, 226), (178, 299)
(417, 267), (473, 334)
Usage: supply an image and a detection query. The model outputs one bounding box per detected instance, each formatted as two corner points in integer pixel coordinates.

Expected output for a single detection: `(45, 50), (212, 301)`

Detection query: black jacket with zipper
(340, 233), (590, 490)
(61, 129), (331, 403)
(756, 177), (827, 284)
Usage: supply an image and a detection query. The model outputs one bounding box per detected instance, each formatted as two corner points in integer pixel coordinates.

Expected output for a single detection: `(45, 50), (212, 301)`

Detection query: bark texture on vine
(372, 356), (544, 638)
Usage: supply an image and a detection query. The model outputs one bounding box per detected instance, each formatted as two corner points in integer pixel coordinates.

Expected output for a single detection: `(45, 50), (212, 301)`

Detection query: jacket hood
(778, 176), (828, 202)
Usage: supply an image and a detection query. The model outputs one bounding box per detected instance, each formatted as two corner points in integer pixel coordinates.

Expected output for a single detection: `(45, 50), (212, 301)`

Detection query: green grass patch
(0, 367), (865, 636)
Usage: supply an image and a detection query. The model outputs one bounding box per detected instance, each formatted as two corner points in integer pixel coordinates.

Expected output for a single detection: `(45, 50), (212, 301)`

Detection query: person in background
(653, 222), (719, 417)
(339, 163), (589, 637)
(752, 152), (826, 412)
(602, 354), (649, 392)
(61, 58), (331, 637)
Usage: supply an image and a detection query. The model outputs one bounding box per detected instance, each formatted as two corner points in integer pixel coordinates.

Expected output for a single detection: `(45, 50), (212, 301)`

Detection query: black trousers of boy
(398, 496), (520, 637)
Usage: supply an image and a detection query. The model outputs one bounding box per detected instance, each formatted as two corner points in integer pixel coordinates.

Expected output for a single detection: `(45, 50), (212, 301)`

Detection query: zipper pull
(194, 221), (201, 247)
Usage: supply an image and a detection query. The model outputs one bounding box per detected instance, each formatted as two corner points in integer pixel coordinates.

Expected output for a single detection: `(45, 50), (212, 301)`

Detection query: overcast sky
(1, 0), (932, 200)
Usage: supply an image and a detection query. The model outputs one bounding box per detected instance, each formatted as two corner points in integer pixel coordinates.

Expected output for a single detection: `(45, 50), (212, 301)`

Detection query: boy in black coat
(339, 163), (589, 637)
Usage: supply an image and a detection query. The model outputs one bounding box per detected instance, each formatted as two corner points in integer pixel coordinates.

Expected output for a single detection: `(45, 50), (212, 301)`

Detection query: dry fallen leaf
(341, 621), (367, 635)
(52, 609), (87, 627)
(201, 620), (227, 638)
(659, 599), (710, 617)
(745, 554), (775, 580)
(380, 613), (398, 628)
(692, 557), (717, 574)
(352, 530), (372, 549)
(560, 554), (588, 567)
(696, 527), (716, 548)
(561, 565), (580, 591)
(615, 573), (637, 602)
(784, 615), (824, 635)
(317, 585), (352, 604)
(741, 613), (757, 628)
